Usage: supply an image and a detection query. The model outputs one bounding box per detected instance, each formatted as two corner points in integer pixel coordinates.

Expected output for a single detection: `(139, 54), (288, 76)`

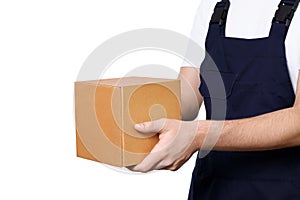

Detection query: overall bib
(188, 0), (300, 199)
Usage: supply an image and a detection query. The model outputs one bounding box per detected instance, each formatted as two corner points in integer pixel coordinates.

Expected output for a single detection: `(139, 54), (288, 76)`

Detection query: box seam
(121, 87), (124, 166)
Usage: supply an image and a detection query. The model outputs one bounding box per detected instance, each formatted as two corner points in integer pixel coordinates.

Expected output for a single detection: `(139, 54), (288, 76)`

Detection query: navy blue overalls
(188, 0), (300, 199)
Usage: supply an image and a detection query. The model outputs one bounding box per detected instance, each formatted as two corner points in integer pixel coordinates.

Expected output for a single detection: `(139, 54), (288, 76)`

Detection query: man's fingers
(131, 152), (160, 172)
(131, 142), (166, 172)
(134, 118), (167, 134)
(163, 160), (184, 171)
(131, 118), (174, 172)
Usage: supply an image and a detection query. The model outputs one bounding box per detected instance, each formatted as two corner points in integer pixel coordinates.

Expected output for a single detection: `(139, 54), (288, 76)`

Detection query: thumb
(134, 118), (166, 134)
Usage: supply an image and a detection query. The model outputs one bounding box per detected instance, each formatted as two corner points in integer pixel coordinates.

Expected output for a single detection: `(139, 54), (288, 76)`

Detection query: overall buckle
(210, 0), (230, 25)
(273, 1), (299, 26)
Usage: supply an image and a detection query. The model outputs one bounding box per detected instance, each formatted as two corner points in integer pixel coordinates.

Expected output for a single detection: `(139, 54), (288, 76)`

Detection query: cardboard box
(75, 77), (181, 167)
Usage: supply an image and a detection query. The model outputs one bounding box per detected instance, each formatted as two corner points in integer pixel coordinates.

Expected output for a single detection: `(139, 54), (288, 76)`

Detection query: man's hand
(131, 118), (203, 173)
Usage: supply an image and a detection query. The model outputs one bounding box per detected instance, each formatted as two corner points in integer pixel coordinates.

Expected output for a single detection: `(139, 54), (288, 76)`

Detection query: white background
(0, 0), (205, 199)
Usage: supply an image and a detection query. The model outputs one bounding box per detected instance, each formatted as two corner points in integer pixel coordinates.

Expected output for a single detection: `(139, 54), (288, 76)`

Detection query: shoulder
(189, 0), (219, 40)
(195, 0), (218, 22)
(286, 6), (300, 48)
(290, 5), (300, 31)
(286, 7), (300, 71)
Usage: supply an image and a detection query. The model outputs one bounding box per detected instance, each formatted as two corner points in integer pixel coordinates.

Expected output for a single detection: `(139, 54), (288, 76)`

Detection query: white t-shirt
(184, 0), (300, 93)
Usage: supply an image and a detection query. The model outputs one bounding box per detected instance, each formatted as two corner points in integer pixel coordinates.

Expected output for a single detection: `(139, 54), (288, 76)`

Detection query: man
(132, 0), (300, 199)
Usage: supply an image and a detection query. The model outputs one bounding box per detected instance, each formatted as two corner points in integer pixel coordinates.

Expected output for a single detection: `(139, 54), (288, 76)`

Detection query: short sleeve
(285, 5), (300, 91)
(286, 5), (300, 70)
(182, 0), (216, 68)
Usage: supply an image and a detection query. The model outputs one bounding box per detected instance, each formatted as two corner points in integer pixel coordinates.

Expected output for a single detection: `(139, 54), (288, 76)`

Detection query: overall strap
(210, 0), (231, 25)
(273, 0), (299, 27)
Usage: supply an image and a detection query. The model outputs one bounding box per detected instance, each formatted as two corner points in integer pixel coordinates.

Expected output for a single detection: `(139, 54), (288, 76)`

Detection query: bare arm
(205, 70), (300, 151)
(132, 72), (300, 172)
(178, 67), (203, 121)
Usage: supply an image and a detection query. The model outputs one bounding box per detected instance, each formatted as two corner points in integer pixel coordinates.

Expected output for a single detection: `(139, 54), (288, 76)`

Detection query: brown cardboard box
(75, 77), (181, 167)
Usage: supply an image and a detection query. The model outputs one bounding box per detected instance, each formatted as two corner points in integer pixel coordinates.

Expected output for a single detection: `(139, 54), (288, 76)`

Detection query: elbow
(294, 107), (300, 145)
(287, 106), (300, 147)
(180, 96), (202, 121)
(182, 112), (198, 121)
(181, 105), (200, 121)
(293, 105), (300, 134)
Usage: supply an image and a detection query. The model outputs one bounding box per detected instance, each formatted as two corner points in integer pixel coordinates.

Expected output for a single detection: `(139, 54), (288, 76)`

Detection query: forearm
(201, 106), (300, 151)
(178, 67), (202, 121)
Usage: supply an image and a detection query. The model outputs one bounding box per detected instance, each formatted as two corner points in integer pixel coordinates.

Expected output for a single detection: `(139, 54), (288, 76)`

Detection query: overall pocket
(199, 70), (237, 99)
